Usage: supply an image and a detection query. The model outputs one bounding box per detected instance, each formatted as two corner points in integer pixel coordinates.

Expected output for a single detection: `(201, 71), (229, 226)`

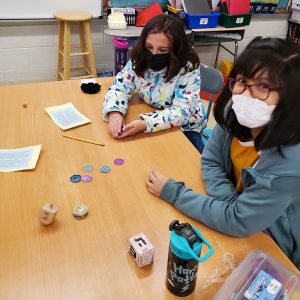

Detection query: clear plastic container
(213, 249), (300, 300)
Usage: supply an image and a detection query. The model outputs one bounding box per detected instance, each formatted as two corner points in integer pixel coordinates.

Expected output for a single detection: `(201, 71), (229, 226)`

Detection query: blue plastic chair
(200, 64), (224, 144)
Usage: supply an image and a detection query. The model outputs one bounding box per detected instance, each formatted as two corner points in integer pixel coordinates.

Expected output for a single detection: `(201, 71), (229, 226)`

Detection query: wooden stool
(54, 11), (97, 80)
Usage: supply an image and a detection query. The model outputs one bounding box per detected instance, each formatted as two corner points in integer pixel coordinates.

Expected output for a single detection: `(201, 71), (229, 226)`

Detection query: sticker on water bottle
(244, 270), (282, 300)
(168, 262), (198, 293)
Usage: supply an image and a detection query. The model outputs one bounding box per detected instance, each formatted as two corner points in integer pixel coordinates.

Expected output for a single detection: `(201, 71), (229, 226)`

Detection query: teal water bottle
(166, 220), (214, 296)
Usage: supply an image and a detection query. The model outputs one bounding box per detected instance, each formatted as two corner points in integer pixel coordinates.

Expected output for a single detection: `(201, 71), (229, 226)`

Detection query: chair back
(200, 64), (224, 120)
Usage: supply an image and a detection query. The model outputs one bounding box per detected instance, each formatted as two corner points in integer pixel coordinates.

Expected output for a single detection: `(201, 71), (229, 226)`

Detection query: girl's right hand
(108, 112), (124, 138)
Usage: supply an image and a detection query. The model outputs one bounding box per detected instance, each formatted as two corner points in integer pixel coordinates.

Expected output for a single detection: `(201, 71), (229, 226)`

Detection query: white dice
(39, 203), (58, 225)
(128, 232), (154, 268)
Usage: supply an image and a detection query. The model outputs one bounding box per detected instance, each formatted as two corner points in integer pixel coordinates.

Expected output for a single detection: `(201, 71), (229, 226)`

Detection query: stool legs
(57, 21), (65, 81)
(84, 21), (97, 78)
(63, 22), (71, 80)
(79, 23), (89, 76)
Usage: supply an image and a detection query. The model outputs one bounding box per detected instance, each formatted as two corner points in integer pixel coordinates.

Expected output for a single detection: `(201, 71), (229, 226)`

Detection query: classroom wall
(0, 17), (288, 85)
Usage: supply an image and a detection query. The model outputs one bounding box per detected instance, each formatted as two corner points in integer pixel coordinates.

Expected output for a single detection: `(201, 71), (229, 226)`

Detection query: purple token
(114, 158), (124, 166)
(81, 174), (93, 183)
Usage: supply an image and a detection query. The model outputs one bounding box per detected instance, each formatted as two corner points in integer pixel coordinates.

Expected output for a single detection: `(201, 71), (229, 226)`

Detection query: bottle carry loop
(169, 220), (214, 262)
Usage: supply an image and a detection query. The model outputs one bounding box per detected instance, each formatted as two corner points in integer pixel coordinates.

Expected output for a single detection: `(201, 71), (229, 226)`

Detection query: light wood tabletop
(0, 78), (298, 300)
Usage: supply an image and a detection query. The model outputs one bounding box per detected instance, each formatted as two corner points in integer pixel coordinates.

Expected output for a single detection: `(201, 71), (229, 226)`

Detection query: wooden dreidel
(128, 232), (154, 268)
(39, 203), (58, 225)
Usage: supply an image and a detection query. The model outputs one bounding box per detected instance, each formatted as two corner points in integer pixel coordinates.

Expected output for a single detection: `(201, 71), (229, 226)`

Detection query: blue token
(70, 174), (81, 183)
(100, 166), (111, 173)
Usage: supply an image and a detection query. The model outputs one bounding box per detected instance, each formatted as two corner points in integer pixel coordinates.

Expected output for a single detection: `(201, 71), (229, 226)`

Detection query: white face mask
(232, 95), (276, 129)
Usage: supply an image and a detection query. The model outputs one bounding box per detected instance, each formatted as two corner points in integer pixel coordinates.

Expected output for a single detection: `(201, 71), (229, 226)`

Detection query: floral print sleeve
(139, 67), (202, 133)
(102, 60), (136, 121)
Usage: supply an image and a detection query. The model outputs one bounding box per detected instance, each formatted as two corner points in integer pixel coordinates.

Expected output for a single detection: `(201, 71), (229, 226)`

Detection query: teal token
(82, 164), (94, 172)
(70, 174), (81, 183)
(100, 166), (111, 173)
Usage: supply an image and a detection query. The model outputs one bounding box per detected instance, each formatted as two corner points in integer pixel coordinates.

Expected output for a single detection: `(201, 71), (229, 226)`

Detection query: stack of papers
(45, 103), (91, 130)
(0, 145), (41, 172)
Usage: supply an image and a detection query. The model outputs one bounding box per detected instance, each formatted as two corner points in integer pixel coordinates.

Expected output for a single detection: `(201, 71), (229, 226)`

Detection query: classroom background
(0, 1), (292, 85)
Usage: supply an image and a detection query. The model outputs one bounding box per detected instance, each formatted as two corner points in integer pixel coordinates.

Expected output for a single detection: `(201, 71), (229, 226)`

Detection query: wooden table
(0, 78), (298, 300)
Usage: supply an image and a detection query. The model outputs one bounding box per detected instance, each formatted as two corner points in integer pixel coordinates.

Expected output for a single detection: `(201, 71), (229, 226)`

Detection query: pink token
(114, 158), (124, 166)
(81, 174), (93, 183)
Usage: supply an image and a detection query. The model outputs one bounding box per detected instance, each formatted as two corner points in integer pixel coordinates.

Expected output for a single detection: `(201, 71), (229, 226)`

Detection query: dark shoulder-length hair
(214, 36), (300, 150)
(130, 14), (199, 82)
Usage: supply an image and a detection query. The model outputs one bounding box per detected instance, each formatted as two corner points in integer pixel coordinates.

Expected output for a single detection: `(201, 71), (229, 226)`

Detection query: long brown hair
(130, 14), (199, 82)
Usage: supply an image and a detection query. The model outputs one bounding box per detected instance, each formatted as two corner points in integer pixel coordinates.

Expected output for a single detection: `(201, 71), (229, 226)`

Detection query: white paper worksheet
(45, 103), (91, 130)
(0, 145), (42, 172)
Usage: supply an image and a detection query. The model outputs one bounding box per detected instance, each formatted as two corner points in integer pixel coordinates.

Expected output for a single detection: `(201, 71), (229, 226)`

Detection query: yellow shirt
(230, 137), (259, 193)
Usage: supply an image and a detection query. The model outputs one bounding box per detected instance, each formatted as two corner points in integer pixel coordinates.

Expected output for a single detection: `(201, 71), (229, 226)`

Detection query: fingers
(122, 124), (130, 132)
(148, 171), (157, 183)
(112, 120), (119, 137)
(116, 123), (136, 138)
(145, 179), (158, 197)
(108, 114), (124, 138)
(115, 131), (129, 139)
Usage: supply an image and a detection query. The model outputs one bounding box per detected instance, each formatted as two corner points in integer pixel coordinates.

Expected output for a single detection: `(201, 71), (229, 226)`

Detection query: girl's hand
(108, 112), (124, 138)
(116, 120), (147, 139)
(146, 170), (169, 197)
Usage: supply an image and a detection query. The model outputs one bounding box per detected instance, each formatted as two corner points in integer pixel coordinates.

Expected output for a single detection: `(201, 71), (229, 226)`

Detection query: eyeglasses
(228, 78), (280, 101)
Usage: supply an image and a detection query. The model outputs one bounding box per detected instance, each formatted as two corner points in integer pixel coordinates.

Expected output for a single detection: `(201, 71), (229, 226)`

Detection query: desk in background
(0, 78), (298, 300)
(192, 26), (246, 67)
(104, 25), (246, 70)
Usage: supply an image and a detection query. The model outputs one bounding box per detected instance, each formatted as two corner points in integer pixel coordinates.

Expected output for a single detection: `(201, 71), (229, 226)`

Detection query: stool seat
(54, 10), (97, 80)
(54, 11), (92, 22)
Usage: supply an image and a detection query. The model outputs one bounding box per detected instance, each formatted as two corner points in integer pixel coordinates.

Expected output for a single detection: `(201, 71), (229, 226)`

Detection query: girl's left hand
(146, 170), (169, 197)
(116, 120), (147, 138)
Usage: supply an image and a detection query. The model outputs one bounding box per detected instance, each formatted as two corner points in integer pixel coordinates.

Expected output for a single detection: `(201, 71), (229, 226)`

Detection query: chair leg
(214, 43), (221, 68)
(206, 95), (214, 120)
(234, 41), (238, 63)
(84, 21), (97, 78)
(57, 21), (64, 81)
(63, 22), (71, 80)
(79, 22), (89, 75)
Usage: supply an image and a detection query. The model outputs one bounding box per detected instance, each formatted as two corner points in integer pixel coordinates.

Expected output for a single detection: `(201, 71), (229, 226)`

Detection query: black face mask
(145, 48), (170, 71)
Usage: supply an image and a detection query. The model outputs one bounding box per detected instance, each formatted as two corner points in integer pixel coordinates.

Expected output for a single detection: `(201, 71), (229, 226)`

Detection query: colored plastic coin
(81, 174), (93, 183)
(70, 174), (81, 183)
(82, 164), (94, 172)
(100, 166), (111, 173)
(114, 158), (124, 166)
(72, 204), (88, 220)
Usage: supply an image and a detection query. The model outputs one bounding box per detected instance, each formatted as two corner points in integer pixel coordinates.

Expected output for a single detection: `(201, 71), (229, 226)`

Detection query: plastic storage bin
(213, 249), (300, 300)
(185, 11), (220, 29)
(218, 12), (252, 28)
(107, 13), (127, 30)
